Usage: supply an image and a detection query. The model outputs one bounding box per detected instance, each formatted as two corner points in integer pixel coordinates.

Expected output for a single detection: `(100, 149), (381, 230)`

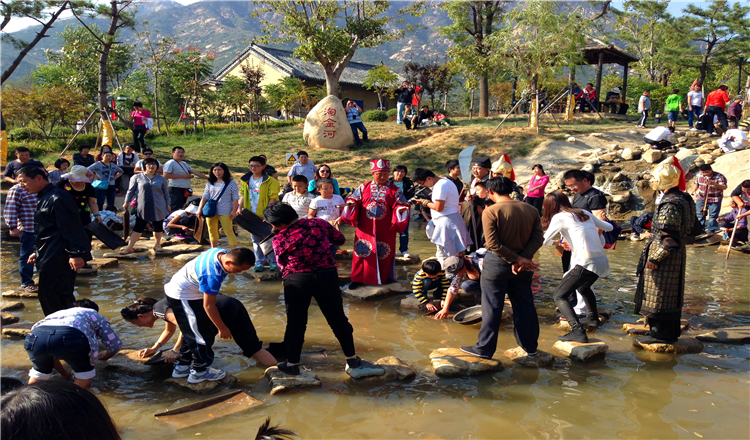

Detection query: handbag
(202, 182), (230, 217)
(92, 163), (113, 190)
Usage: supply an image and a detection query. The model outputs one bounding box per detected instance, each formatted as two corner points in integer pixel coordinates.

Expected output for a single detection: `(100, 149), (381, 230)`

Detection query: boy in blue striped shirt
(164, 247), (256, 383)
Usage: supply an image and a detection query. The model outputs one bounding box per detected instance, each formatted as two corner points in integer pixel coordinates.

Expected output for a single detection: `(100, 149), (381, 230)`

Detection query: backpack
(696, 112), (711, 131)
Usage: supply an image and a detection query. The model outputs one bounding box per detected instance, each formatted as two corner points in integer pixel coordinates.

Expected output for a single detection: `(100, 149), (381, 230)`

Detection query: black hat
(471, 157), (491, 169)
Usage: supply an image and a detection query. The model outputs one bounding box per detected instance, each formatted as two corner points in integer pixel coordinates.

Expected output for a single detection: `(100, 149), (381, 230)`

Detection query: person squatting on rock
(717, 200), (749, 246)
(120, 296), (276, 380)
(17, 166), (92, 316)
(342, 159), (410, 289)
(163, 247), (257, 383)
(263, 203), (385, 378)
(434, 254), (483, 320)
(461, 177), (544, 359)
(411, 167), (472, 265)
(541, 191), (613, 343)
(634, 157), (697, 344)
(410, 259), (450, 312)
(643, 126), (675, 150)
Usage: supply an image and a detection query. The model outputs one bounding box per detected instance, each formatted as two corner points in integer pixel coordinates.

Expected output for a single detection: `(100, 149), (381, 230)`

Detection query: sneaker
(172, 364), (190, 378)
(269, 264), (279, 272)
(459, 346), (490, 359)
(690, 127), (698, 131)
(402, 252), (412, 259)
(345, 356), (385, 378)
(559, 328), (588, 343)
(187, 366), (226, 384)
(276, 361), (300, 376)
(254, 264), (265, 272)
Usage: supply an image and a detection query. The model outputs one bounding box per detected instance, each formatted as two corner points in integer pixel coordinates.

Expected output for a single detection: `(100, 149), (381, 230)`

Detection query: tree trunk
(154, 71), (161, 132)
(478, 73), (489, 117)
(469, 89), (475, 118)
(325, 71), (340, 97)
(1, 2), (69, 84)
(97, 2), (120, 113)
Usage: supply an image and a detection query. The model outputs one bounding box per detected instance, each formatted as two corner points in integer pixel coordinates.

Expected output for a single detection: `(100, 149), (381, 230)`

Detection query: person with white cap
(634, 157), (696, 344)
(56, 165), (101, 230)
(163, 199), (200, 238)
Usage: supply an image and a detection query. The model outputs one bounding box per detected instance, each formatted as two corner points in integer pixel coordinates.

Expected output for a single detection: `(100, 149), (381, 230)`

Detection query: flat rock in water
(622, 323), (649, 335)
(338, 270), (351, 286)
(429, 348), (503, 377)
(1, 312), (20, 325)
(552, 339), (608, 362)
(356, 356), (416, 382)
(161, 237), (195, 246)
(173, 252), (201, 262)
(77, 267), (98, 275)
(102, 252), (145, 260)
(165, 374), (237, 394)
(633, 337), (703, 354)
(2, 321), (34, 338)
(89, 258), (119, 269)
(696, 326), (750, 344)
(97, 349), (173, 378)
(346, 361), (386, 379)
(264, 366), (321, 395)
(558, 319), (605, 333)
(253, 270), (282, 281)
(395, 254), (421, 265)
(157, 244), (203, 255)
(2, 289), (38, 299)
(1, 301), (25, 311)
(343, 282), (410, 301)
(635, 317), (690, 330)
(148, 248), (174, 256)
(598, 308), (613, 320)
(503, 347), (555, 368)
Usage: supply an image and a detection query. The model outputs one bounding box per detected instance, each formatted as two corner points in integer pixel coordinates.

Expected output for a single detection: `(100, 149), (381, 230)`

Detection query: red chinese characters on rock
(323, 130), (337, 139)
(323, 118), (337, 128)
(325, 108), (337, 116)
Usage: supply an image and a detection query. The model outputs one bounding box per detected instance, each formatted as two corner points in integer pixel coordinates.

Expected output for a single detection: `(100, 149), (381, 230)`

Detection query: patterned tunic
(634, 190), (696, 319)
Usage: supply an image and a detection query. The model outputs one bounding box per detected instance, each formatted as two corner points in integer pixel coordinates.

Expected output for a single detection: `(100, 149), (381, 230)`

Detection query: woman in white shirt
(541, 190), (613, 343)
(197, 163), (240, 248)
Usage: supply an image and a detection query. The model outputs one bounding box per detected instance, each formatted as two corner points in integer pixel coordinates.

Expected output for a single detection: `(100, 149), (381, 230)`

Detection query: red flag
(110, 98), (116, 120)
(180, 104), (185, 119)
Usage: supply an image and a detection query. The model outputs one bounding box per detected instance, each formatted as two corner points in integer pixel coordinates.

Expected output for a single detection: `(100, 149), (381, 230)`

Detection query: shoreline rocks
(264, 366), (322, 395)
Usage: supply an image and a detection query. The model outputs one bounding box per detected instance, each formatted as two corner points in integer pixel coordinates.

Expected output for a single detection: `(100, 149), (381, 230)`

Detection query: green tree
(362, 63), (399, 109)
(264, 77), (325, 119)
(1, 85), (88, 137)
(676, 0), (750, 86)
(220, 76), (249, 121)
(162, 45), (215, 122)
(239, 61), (266, 129)
(403, 59), (455, 110)
(135, 22), (179, 132)
(440, 1), (508, 117)
(254, 0), (426, 96)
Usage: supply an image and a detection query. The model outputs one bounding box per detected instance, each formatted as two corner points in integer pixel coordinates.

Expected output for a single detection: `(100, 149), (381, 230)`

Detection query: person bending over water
(541, 191), (613, 343)
(121, 296), (276, 378)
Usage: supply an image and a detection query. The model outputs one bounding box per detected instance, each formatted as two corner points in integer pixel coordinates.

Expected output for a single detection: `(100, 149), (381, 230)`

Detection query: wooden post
(595, 51), (604, 112)
(567, 68), (576, 121)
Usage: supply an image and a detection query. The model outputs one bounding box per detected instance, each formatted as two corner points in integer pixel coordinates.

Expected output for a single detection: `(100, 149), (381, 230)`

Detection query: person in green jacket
(665, 89), (683, 129)
(237, 155), (280, 271)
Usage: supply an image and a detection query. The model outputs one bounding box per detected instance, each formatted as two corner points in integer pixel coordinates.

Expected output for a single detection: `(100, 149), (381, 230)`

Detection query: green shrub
(8, 127), (43, 140)
(7, 140), (56, 160)
(361, 110), (389, 122)
(386, 108), (398, 117)
(68, 133), (100, 151)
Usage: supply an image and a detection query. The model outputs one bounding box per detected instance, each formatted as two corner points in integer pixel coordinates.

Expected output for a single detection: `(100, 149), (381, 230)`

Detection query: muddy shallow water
(2, 221), (749, 439)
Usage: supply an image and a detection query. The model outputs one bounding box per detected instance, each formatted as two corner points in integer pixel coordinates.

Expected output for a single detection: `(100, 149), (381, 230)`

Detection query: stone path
(2, 288), (38, 299)
(632, 337), (703, 354)
(504, 347), (555, 368)
(342, 282), (410, 301)
(264, 366), (322, 395)
(1, 312), (20, 325)
(429, 348), (503, 377)
(696, 326), (750, 344)
(1, 321), (34, 338)
(165, 374), (238, 394)
(1, 301), (24, 311)
(552, 339), (608, 362)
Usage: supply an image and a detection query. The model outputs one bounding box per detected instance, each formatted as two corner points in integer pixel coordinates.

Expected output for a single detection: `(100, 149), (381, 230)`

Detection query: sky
(0, 1), (730, 34)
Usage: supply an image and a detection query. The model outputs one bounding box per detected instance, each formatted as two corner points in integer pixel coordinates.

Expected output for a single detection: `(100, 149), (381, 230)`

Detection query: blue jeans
(19, 231), (35, 286)
(251, 233), (276, 266)
(26, 326), (94, 378)
(696, 200), (721, 233)
(461, 279), (481, 296)
(688, 105), (702, 128)
(399, 217), (410, 253)
(95, 185), (117, 211)
(396, 102), (407, 124)
(350, 121), (368, 146)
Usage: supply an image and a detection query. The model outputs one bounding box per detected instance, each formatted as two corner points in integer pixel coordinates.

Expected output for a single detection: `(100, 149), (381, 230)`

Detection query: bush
(361, 110), (389, 122)
(439, 109), (450, 117)
(6, 140), (57, 161)
(8, 127), (44, 140)
(386, 108), (399, 117)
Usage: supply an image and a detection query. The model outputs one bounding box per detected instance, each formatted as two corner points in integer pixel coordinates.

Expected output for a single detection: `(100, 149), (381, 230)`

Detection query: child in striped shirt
(411, 259), (450, 311)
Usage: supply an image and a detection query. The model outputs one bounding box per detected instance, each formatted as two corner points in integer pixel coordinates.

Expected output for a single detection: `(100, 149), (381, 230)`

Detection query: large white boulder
(303, 95), (355, 151)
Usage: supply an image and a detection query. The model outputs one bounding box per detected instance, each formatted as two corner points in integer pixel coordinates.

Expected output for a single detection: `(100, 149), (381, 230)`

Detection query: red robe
(342, 181), (410, 285)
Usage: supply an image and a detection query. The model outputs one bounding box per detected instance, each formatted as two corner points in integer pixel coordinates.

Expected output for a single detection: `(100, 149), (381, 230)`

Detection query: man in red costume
(343, 159), (410, 289)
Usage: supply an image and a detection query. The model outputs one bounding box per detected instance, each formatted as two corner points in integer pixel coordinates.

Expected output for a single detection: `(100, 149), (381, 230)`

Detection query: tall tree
(163, 45), (214, 123)
(135, 23), (178, 132)
(240, 61), (265, 129)
(676, 0), (750, 86)
(362, 63), (398, 110)
(403, 59), (454, 110)
(70, 0), (136, 114)
(440, 1), (508, 117)
(1, 1), (85, 84)
(254, 0), (426, 96)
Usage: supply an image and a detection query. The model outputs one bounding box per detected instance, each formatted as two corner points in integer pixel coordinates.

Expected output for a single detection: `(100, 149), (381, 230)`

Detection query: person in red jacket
(704, 85), (730, 135)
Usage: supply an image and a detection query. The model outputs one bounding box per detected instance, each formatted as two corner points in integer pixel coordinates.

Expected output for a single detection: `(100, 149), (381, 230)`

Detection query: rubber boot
(559, 327), (588, 343)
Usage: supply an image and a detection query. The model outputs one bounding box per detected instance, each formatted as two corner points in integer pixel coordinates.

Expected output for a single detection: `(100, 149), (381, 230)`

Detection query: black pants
(282, 269), (355, 364)
(524, 196), (543, 215)
(647, 316), (681, 342)
(132, 126), (147, 152)
(473, 252), (538, 356)
(704, 106), (727, 134)
(553, 265), (599, 329)
(637, 109), (649, 127)
(169, 187), (188, 212)
(167, 297), (216, 372)
(37, 265), (77, 316)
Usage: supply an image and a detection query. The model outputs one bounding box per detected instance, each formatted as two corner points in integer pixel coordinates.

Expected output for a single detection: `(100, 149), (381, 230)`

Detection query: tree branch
(71, 7), (106, 45)
(591, 0), (612, 20)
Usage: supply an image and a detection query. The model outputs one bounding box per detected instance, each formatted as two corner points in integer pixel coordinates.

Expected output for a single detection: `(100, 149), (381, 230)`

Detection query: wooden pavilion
(578, 37), (639, 102)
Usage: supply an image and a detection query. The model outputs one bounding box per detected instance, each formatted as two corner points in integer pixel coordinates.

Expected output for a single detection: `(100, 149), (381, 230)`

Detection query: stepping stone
(504, 347), (555, 368)
(252, 271), (282, 282)
(552, 339), (608, 362)
(2, 321), (35, 338)
(395, 254), (421, 266)
(161, 237), (195, 246)
(632, 318), (690, 331)
(91, 240), (109, 250)
(338, 269), (351, 286)
(89, 258), (119, 269)
(1, 301), (24, 311)
(343, 282), (410, 301)
(2, 312), (20, 325)
(166, 244), (204, 255)
(77, 267), (98, 276)
(428, 348), (504, 378)
(165, 374), (237, 394)
(97, 349), (173, 379)
(356, 356), (416, 382)
(1, 289), (37, 299)
(173, 252), (201, 262)
(696, 326), (750, 344)
(264, 366), (321, 395)
(102, 252), (145, 260)
(598, 308), (614, 321)
(558, 319), (605, 333)
(622, 323), (649, 336)
(632, 337), (703, 354)
(346, 360), (386, 379)
(148, 248), (174, 256)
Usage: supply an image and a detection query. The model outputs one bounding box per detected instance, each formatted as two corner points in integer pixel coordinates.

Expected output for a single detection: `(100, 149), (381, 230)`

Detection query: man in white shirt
(687, 84), (703, 130)
(286, 150), (317, 186)
(644, 126), (674, 150)
(163, 146), (208, 211)
(412, 168), (473, 265)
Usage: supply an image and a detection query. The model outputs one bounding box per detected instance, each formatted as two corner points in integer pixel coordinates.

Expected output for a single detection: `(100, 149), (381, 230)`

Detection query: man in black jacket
(17, 166), (92, 315)
(395, 81), (415, 125)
